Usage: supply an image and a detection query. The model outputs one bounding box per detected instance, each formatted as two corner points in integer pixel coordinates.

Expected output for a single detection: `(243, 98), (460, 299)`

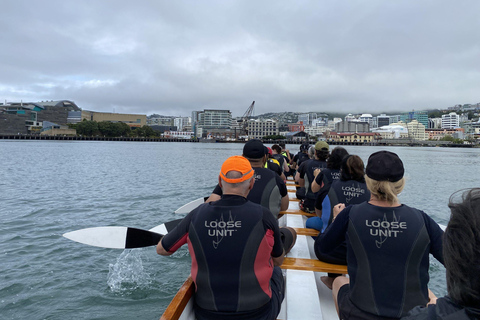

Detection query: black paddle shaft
(125, 228), (163, 248)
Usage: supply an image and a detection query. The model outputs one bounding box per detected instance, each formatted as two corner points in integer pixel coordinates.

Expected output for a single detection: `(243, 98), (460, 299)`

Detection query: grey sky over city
(1, 1), (479, 118)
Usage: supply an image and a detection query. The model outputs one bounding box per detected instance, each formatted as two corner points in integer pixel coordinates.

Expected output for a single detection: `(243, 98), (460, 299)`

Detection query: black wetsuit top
(402, 296), (480, 319)
(314, 168), (341, 210)
(298, 159), (327, 201)
(320, 179), (371, 231)
(316, 202), (444, 318)
(212, 167), (287, 217)
(293, 152), (309, 167)
(161, 195), (284, 319)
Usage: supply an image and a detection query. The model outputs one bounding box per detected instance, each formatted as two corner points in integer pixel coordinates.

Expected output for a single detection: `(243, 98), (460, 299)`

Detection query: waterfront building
(83, 111), (147, 128)
(147, 117), (173, 126)
(298, 113), (314, 126)
(425, 128), (465, 140)
(246, 119), (279, 139)
(327, 118), (343, 130)
(371, 123), (409, 139)
(324, 131), (379, 143)
(174, 117), (191, 131)
(337, 132), (379, 143)
(406, 120), (428, 140)
(400, 111), (428, 128)
(429, 118), (442, 129)
(304, 125), (327, 137)
(335, 121), (370, 133)
(344, 113), (356, 122)
(0, 100), (81, 135)
(288, 122), (305, 132)
(376, 114), (390, 128)
(163, 131), (195, 139)
(192, 109), (232, 138)
(359, 114), (375, 128)
(441, 112), (460, 129)
(390, 115), (401, 124)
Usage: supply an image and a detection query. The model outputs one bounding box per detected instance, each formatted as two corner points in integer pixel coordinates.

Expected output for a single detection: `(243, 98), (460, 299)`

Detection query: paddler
(157, 155), (296, 320)
(316, 150), (444, 319)
(206, 139), (289, 218)
(403, 188), (480, 320)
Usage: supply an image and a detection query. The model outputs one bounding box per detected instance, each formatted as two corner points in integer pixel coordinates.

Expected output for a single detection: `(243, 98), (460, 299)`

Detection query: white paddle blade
(63, 227), (128, 249)
(174, 197), (205, 214)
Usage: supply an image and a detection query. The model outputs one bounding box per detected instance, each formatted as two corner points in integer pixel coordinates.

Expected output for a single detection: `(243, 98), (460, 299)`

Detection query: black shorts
(337, 285), (399, 320)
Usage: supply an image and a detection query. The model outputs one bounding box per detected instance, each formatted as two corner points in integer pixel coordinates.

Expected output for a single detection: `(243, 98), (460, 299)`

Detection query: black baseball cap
(366, 151), (404, 182)
(243, 139), (266, 159)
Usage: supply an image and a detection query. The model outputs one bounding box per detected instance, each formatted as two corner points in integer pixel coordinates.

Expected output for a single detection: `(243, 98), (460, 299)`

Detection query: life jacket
(264, 157), (280, 168)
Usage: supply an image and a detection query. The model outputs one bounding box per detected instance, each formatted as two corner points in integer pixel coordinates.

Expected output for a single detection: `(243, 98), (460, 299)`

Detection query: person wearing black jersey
(265, 146), (286, 180)
(296, 141), (329, 213)
(157, 156), (296, 320)
(271, 144), (290, 176)
(316, 151), (444, 319)
(310, 147), (349, 226)
(310, 154), (371, 289)
(402, 188), (480, 320)
(207, 139), (289, 218)
(279, 143), (293, 177)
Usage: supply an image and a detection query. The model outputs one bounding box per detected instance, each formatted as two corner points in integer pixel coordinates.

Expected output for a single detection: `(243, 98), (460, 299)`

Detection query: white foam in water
(107, 250), (152, 293)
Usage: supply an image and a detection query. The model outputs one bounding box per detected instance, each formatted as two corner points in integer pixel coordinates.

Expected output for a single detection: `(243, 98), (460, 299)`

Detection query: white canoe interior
(160, 181), (346, 320)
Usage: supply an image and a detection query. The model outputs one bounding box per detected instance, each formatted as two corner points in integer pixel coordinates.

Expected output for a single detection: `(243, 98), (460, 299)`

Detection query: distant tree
(428, 109), (444, 118)
(440, 135), (464, 144)
(97, 121), (131, 137)
(133, 125), (157, 137)
(75, 120), (99, 136)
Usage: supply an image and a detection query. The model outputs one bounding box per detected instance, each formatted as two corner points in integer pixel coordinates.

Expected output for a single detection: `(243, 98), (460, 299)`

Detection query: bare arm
(156, 239), (172, 256)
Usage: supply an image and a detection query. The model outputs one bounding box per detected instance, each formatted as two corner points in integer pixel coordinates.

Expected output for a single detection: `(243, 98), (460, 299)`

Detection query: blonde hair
(365, 175), (405, 205)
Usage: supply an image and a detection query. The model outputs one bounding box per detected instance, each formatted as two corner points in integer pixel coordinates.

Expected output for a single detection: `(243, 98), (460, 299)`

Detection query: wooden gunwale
(160, 277), (194, 320)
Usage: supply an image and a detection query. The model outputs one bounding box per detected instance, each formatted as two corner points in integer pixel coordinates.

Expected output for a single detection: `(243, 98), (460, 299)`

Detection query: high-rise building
(192, 109), (232, 138)
(441, 112), (460, 129)
(406, 120), (427, 140)
(400, 111), (428, 129)
(174, 117), (191, 131)
(377, 114), (391, 128)
(359, 114), (374, 128)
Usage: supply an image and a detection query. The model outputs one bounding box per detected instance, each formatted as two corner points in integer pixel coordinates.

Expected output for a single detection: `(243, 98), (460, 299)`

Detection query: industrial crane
(239, 101), (255, 137)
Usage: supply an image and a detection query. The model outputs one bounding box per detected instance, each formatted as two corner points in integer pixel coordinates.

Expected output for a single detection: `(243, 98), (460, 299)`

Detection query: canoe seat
(279, 208), (316, 218)
(293, 227), (319, 237)
(281, 257), (347, 274)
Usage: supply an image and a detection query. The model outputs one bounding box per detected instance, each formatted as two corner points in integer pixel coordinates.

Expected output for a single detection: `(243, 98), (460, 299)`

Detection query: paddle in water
(63, 218), (183, 249)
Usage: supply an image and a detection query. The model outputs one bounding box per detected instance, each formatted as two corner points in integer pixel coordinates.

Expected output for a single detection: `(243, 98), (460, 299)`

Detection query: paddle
(174, 197), (207, 214)
(63, 218), (183, 249)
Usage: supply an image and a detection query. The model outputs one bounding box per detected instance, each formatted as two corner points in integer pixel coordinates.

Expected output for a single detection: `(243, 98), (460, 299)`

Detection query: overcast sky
(1, 1), (479, 118)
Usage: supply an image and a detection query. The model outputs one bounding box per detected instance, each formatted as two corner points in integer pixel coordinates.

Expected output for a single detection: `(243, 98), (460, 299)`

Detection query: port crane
(239, 101), (255, 137)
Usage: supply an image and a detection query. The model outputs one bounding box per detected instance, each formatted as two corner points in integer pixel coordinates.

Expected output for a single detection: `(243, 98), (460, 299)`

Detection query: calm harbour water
(1, 141), (479, 319)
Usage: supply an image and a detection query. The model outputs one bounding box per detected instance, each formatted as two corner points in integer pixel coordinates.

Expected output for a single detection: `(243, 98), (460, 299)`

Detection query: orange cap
(220, 156), (254, 183)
